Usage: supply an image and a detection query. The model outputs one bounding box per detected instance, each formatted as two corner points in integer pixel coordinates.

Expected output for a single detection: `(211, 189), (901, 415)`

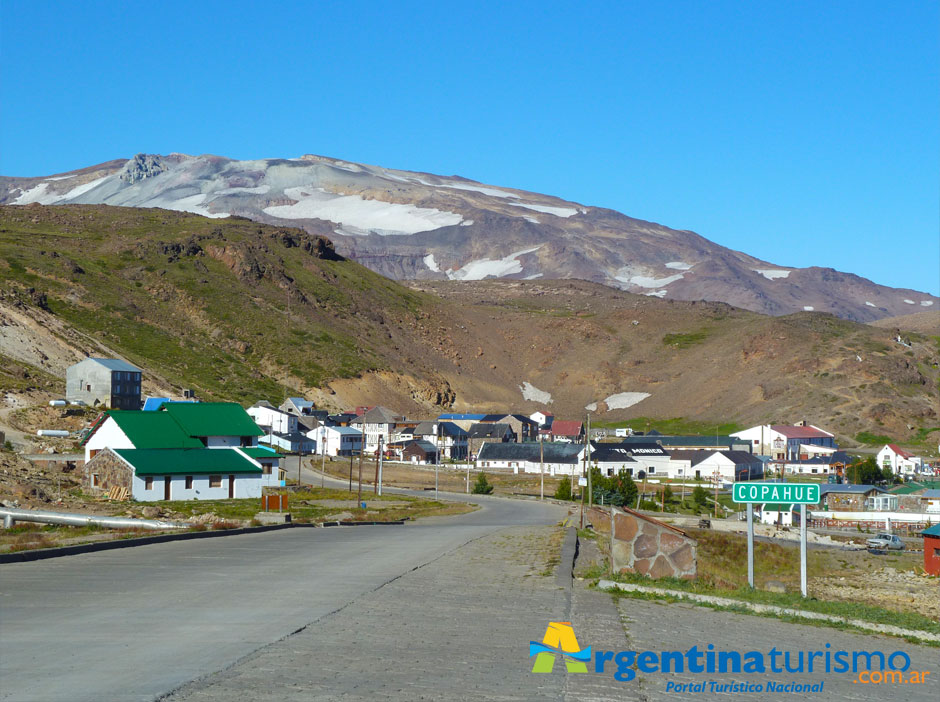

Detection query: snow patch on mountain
(170, 193), (230, 219)
(665, 261), (693, 270)
(921, 301), (934, 306)
(263, 186), (463, 235)
(614, 266), (685, 289)
(904, 299), (915, 305)
(14, 175), (111, 205)
(508, 202), (579, 218)
(46, 175), (76, 181)
(586, 392), (650, 412)
(446, 246), (541, 281)
(803, 306), (815, 311)
(216, 185), (271, 196)
(755, 269), (791, 280)
(865, 301), (877, 307)
(424, 254), (440, 272)
(520, 381), (553, 404)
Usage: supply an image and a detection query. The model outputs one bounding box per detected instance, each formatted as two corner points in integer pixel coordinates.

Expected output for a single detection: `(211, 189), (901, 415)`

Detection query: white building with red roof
(877, 444), (924, 476)
(730, 421), (836, 460)
(549, 420), (584, 443)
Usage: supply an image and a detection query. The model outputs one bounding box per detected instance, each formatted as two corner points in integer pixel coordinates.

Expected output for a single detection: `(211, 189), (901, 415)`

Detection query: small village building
(84, 447), (278, 501)
(596, 442), (672, 479)
(247, 404), (298, 435)
(402, 439), (438, 464)
(261, 431), (315, 454)
(921, 489), (940, 513)
(437, 413), (487, 431)
(411, 421), (468, 459)
(66, 358), (142, 410)
(771, 451), (853, 477)
(730, 423), (836, 460)
(549, 420), (584, 443)
(350, 406), (404, 453)
(921, 524), (940, 577)
(307, 425), (363, 456)
(588, 445), (637, 477)
(82, 411), (204, 463)
(476, 442), (583, 476)
(758, 503), (802, 527)
(679, 451), (764, 483)
(817, 484), (885, 512)
(877, 444), (925, 477)
(478, 414), (539, 443)
(529, 411), (553, 429)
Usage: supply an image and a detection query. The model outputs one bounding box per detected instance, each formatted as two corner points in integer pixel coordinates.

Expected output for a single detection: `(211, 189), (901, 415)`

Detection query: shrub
(638, 499), (660, 511)
(471, 472), (494, 495)
(692, 486), (709, 507)
(554, 476), (573, 501)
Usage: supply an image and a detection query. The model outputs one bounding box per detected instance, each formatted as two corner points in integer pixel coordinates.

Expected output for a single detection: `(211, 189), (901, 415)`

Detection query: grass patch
(662, 329), (711, 349)
(607, 571), (940, 637)
(855, 431), (893, 445)
(594, 416), (742, 436)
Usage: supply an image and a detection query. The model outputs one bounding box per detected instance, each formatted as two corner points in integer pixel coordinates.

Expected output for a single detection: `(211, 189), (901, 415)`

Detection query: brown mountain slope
(0, 205), (937, 447)
(2, 153), (936, 322)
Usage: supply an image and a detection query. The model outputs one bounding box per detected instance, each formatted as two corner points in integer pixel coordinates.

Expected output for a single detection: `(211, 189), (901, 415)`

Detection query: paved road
(0, 492), (568, 702)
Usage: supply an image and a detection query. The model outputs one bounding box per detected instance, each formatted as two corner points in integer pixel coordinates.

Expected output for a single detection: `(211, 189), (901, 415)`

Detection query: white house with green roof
(82, 403), (265, 462)
(80, 404), (281, 499)
(86, 446), (281, 501)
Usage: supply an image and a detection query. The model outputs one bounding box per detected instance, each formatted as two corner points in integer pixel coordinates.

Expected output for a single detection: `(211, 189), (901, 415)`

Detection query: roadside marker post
(733, 482), (819, 597)
(746, 503), (754, 588)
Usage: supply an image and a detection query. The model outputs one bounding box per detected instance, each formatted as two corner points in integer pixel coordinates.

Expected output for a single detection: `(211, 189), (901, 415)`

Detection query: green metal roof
(114, 448), (262, 475)
(240, 446), (280, 459)
(105, 412), (203, 449)
(162, 402), (264, 438)
(922, 523), (940, 538)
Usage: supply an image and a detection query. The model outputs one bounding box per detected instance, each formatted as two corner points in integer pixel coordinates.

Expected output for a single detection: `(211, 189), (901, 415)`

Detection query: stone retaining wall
(587, 505), (697, 580)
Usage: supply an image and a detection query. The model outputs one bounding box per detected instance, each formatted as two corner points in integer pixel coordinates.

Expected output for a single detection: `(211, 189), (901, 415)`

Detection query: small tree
(554, 475), (572, 501)
(692, 486), (709, 508)
(472, 471), (494, 494)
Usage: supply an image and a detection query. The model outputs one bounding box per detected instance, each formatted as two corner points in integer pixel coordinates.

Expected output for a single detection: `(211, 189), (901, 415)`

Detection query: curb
(0, 519), (404, 564)
(598, 579), (940, 643)
(556, 526), (578, 589)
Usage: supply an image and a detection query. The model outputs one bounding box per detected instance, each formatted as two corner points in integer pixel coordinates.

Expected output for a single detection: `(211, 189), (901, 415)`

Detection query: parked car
(866, 533), (904, 551)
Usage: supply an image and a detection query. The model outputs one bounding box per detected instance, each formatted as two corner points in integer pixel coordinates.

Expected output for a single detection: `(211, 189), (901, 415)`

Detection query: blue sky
(2, 1), (937, 294)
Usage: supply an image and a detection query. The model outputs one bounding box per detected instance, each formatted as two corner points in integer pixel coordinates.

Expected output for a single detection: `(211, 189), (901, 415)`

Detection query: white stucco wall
(131, 473), (266, 501)
(84, 419), (133, 463)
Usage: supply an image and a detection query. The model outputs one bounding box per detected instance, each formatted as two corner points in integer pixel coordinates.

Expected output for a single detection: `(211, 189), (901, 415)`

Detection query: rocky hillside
(1, 205), (937, 448)
(1, 153), (935, 322)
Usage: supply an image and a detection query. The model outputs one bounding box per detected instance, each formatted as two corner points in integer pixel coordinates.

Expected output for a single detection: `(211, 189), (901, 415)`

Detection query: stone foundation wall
(586, 505), (697, 580)
(84, 449), (133, 495)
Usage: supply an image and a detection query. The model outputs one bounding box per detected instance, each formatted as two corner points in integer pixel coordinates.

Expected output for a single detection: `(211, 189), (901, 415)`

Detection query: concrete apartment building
(66, 357), (142, 410)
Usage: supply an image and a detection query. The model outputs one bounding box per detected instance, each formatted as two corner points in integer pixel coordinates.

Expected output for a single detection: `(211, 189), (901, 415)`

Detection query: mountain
(1, 205), (937, 446)
(2, 153), (935, 322)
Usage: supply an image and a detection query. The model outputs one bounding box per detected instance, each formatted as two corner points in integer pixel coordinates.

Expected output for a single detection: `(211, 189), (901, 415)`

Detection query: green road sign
(733, 482), (819, 504)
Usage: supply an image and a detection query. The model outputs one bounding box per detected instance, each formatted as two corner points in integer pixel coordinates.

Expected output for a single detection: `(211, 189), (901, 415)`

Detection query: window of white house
(262, 464), (271, 475)
(209, 475), (222, 488)
(92, 474), (100, 487)
(185, 476), (194, 489)
(649, 467), (656, 473)
(145, 476), (153, 490)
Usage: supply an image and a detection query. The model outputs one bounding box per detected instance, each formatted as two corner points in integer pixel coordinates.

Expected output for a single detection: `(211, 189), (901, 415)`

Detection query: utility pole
(348, 452), (353, 492)
(466, 434), (471, 494)
(376, 435), (384, 496)
(714, 470), (720, 518)
(435, 424), (440, 499)
(539, 436), (544, 501)
(357, 440), (363, 506)
(586, 413), (592, 507)
(320, 432), (326, 489)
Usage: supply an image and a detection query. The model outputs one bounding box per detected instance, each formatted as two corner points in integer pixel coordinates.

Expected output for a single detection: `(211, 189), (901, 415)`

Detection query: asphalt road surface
(0, 492), (567, 702)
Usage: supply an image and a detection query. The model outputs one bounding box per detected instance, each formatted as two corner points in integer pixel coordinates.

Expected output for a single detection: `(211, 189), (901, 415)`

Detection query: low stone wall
(586, 505), (697, 580)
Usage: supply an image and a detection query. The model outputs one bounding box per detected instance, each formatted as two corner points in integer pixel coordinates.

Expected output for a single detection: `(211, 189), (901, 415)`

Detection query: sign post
(746, 503), (754, 588)
(733, 482), (819, 597)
